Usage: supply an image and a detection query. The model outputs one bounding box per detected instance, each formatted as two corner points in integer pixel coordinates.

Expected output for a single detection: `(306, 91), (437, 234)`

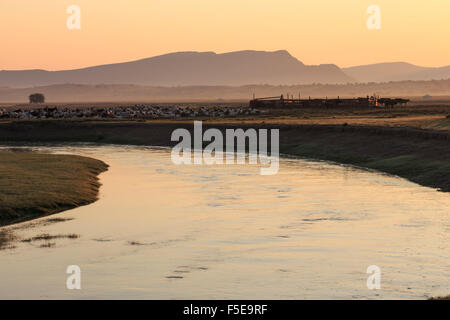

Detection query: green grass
(0, 151), (108, 226)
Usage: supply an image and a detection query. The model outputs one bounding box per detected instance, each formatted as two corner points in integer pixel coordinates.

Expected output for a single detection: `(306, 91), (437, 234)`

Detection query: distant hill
(343, 62), (450, 82)
(0, 50), (353, 88)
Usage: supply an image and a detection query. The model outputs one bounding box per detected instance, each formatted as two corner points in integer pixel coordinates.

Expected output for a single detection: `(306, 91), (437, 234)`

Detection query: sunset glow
(1, 0), (449, 70)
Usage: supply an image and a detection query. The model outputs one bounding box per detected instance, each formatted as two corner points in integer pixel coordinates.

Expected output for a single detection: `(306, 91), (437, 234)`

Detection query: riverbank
(0, 119), (449, 192)
(0, 151), (108, 227)
(430, 295), (450, 300)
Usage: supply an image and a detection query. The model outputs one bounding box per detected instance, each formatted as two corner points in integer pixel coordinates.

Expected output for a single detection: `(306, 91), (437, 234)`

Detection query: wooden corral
(249, 95), (409, 108)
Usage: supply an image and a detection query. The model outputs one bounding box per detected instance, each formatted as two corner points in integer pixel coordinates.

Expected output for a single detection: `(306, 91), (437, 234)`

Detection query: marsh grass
(0, 151), (108, 226)
(11, 217), (75, 231)
(44, 217), (73, 224)
(0, 229), (16, 250)
(128, 241), (144, 246)
(21, 233), (80, 242)
(39, 242), (56, 248)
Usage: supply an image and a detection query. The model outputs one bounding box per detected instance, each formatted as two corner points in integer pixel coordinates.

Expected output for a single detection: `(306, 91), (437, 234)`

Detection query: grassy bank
(278, 125), (450, 192)
(430, 295), (450, 300)
(0, 119), (449, 192)
(0, 151), (108, 226)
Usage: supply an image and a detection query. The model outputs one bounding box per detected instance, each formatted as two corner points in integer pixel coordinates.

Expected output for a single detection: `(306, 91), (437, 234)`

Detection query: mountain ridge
(343, 62), (450, 82)
(0, 50), (351, 88)
(2, 51), (449, 88)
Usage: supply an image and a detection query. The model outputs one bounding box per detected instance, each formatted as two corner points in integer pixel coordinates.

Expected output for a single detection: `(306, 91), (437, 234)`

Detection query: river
(0, 145), (449, 299)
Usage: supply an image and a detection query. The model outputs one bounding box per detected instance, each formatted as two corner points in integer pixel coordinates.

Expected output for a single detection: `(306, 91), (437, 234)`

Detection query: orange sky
(1, 0), (449, 70)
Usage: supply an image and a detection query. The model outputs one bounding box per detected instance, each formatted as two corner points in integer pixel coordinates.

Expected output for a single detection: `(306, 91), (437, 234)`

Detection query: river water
(0, 145), (449, 299)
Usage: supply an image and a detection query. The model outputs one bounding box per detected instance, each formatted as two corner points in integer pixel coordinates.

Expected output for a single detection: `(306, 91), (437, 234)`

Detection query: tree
(29, 93), (45, 104)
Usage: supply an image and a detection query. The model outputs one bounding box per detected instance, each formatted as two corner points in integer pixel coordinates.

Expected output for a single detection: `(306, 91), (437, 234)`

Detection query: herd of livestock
(0, 105), (261, 120)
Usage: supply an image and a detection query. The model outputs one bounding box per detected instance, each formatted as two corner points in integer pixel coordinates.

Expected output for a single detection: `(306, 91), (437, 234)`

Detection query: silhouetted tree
(29, 93), (45, 104)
